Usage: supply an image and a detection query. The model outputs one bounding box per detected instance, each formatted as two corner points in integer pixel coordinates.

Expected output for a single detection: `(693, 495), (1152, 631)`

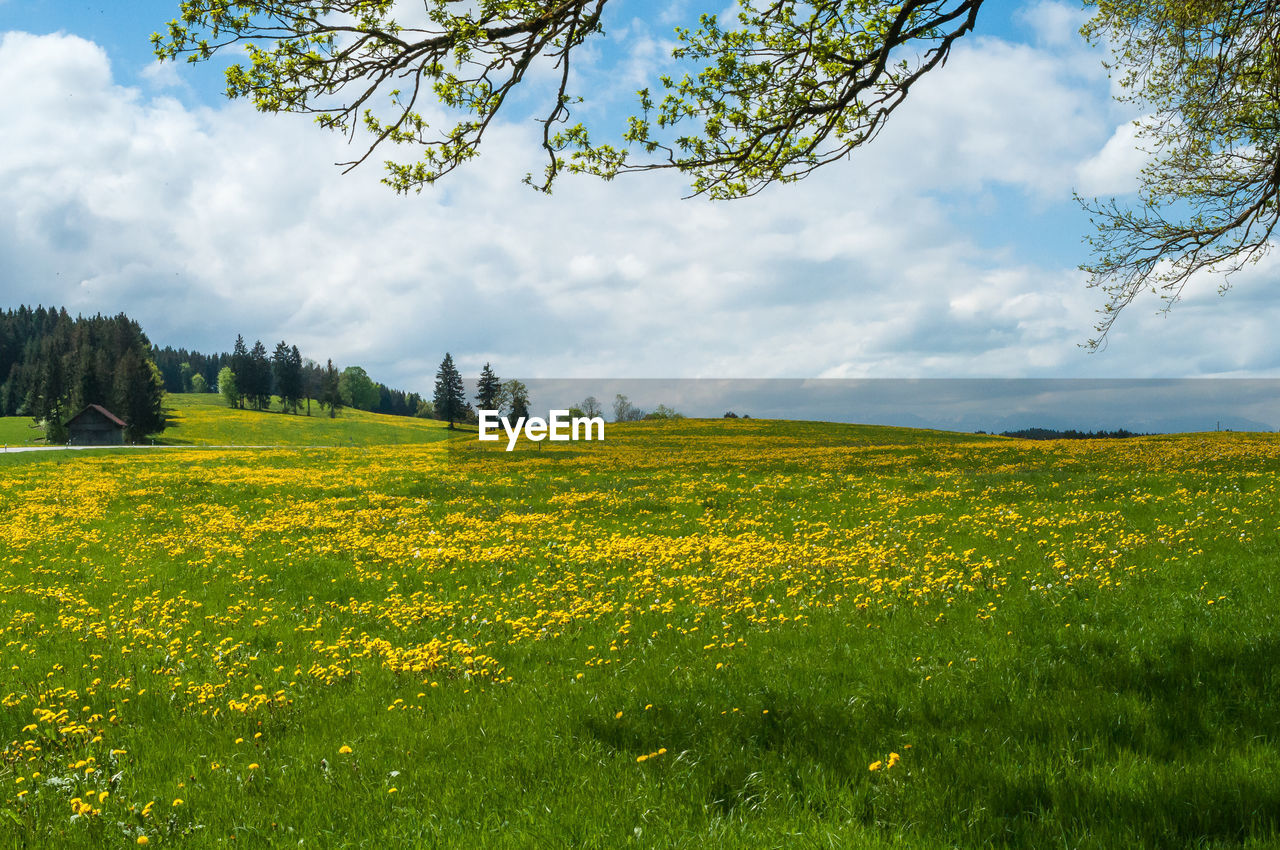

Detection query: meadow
(1, 405), (1278, 847)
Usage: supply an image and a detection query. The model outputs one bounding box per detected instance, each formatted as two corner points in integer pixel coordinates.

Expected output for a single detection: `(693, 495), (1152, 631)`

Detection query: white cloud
(1074, 118), (1149, 196)
(1, 28), (1276, 398)
(1016, 1), (1091, 49)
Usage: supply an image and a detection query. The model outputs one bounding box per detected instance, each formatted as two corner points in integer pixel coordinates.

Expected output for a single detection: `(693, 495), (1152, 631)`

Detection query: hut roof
(66, 404), (128, 428)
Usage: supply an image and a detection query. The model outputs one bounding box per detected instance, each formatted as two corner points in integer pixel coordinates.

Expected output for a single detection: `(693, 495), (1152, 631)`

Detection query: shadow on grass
(574, 621), (1280, 847)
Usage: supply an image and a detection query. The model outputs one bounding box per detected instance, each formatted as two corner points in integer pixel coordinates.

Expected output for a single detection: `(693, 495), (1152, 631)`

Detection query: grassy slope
(0, 394), (458, 448)
(0, 416), (46, 446)
(2, 420), (1278, 848)
(159, 393), (457, 446)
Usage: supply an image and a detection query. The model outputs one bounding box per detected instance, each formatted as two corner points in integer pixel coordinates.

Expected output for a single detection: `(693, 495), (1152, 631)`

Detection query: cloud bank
(1, 27), (1276, 396)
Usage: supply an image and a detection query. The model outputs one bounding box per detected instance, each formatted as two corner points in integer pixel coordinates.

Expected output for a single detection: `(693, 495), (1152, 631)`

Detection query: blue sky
(2, 0), (1277, 393)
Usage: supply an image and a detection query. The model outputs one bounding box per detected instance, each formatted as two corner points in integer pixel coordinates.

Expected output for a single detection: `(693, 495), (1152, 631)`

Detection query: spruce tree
(433, 352), (465, 429)
(248, 340), (272, 410)
(272, 341), (303, 413)
(288, 345), (304, 413)
(230, 335), (249, 408)
(476, 362), (501, 411)
(319, 359), (344, 418)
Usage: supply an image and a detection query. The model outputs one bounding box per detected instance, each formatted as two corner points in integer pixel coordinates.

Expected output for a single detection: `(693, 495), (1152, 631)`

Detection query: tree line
(998, 428), (1150, 440)
(164, 336), (427, 419)
(430, 354), (685, 429)
(0, 306), (165, 441)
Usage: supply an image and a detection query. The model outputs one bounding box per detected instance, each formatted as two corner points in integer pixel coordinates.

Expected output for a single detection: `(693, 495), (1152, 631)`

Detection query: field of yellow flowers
(2, 418), (1279, 847)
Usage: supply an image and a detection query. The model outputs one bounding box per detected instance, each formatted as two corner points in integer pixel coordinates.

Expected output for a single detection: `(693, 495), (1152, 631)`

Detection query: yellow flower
(868, 760), (883, 772)
(339, 745), (352, 755)
(615, 711), (623, 719)
(248, 763), (259, 770)
(387, 787), (397, 794)
(98, 791), (109, 804)
(172, 798), (183, 807)
(137, 837), (150, 846)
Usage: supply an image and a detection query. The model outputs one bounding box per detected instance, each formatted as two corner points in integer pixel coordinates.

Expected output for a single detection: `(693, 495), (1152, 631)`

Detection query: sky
(2, 0), (1279, 405)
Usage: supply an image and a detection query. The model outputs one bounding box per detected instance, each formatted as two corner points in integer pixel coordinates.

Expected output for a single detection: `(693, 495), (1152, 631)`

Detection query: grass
(0, 417), (46, 447)
(1, 415), (1278, 848)
(157, 393), (457, 446)
(0, 394), (457, 449)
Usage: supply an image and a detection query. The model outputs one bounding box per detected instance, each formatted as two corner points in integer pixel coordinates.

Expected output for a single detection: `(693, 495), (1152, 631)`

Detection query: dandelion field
(2, 415), (1279, 847)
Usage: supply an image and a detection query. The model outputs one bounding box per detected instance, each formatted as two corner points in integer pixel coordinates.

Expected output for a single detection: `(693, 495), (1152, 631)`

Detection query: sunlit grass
(1, 419), (1278, 847)
(159, 393), (456, 446)
(0, 417), (45, 447)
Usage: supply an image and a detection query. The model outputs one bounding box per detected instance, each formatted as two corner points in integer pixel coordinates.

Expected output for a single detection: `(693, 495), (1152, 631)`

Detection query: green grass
(0, 417), (47, 447)
(1, 394), (458, 449)
(158, 393), (458, 446)
(1, 422), (1278, 848)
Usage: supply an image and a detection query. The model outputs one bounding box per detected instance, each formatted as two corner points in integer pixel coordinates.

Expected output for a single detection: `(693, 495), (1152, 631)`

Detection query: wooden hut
(65, 404), (127, 446)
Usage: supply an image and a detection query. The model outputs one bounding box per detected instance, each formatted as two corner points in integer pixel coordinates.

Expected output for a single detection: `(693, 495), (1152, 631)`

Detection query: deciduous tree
(218, 366), (239, 409)
(339, 365), (380, 410)
(1078, 0), (1280, 347)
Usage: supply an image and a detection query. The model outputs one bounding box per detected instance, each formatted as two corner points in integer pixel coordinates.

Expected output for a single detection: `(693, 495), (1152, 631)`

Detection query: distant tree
(218, 367), (238, 409)
(34, 354), (68, 443)
(113, 350), (166, 441)
(246, 340), (272, 410)
(416, 399), (435, 419)
(502, 379), (530, 421)
(476, 362), (502, 410)
(190, 373), (209, 394)
(319, 359), (344, 418)
(179, 361), (193, 393)
(302, 358), (322, 416)
(273, 340), (304, 413)
(645, 404), (683, 420)
(339, 365), (380, 410)
(433, 353), (466, 428)
(229, 335), (249, 408)
(287, 344), (305, 412)
(579, 396), (603, 419)
(723, 411), (739, 418)
(0, 308), (163, 438)
(612, 394), (644, 423)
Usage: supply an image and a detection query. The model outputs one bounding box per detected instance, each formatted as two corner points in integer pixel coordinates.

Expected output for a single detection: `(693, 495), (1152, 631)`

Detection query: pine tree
(230, 335), (249, 409)
(248, 340), (272, 410)
(273, 340), (303, 413)
(433, 352), (466, 429)
(476, 362), (501, 411)
(319, 359), (344, 418)
(113, 350), (166, 442)
(288, 345), (304, 413)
